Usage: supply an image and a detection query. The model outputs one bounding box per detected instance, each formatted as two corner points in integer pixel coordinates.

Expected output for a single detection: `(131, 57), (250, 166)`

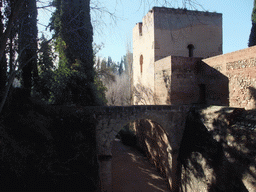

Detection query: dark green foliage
(33, 35), (55, 101)
(118, 57), (124, 75)
(48, 0), (104, 106)
(35, 39), (107, 105)
(252, 0), (256, 23)
(18, 0), (38, 97)
(249, 0), (256, 46)
(2, 87), (32, 114)
(38, 35), (55, 71)
(94, 75), (108, 104)
(107, 56), (112, 68)
(1, 1), (100, 190)
(1, 103), (99, 191)
(249, 23), (256, 47)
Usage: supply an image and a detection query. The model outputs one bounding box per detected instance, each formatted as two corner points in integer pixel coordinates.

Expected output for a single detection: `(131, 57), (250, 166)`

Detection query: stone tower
(133, 7), (223, 105)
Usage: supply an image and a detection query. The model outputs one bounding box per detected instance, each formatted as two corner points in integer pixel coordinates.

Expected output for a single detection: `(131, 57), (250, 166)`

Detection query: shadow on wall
(200, 61), (229, 105)
(168, 58), (229, 105)
(178, 107), (256, 191)
(133, 119), (173, 189)
(133, 80), (160, 105)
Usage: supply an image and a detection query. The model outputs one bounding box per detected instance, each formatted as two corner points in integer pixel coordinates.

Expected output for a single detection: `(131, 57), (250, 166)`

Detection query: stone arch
(96, 111), (185, 192)
(95, 110), (185, 156)
(96, 112), (172, 154)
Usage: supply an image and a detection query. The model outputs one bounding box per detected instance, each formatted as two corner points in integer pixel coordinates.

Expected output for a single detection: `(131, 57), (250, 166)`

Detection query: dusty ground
(112, 138), (170, 192)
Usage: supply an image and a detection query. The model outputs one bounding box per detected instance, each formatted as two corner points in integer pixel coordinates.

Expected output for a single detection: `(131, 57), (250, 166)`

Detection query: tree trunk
(18, 0), (38, 97)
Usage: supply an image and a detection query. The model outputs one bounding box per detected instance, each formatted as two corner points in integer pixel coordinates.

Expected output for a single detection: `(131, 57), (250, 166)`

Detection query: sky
(37, 0), (254, 63)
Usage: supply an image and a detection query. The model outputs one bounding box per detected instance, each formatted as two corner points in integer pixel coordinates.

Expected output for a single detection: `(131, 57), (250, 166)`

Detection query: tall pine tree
(50, 0), (100, 105)
(18, 0), (38, 97)
(249, 0), (256, 46)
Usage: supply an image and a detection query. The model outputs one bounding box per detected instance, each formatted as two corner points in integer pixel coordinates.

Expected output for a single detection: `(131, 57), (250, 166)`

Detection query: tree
(38, 34), (55, 72)
(34, 34), (55, 101)
(18, 0), (38, 97)
(0, 0), (24, 61)
(0, 0), (29, 113)
(49, 0), (104, 105)
(107, 56), (112, 68)
(249, 0), (256, 47)
(118, 57), (124, 75)
(101, 57), (107, 69)
(124, 40), (133, 105)
(105, 73), (131, 106)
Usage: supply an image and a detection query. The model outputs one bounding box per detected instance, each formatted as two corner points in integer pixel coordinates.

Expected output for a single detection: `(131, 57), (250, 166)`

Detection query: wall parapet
(82, 105), (190, 115)
(152, 6), (222, 17)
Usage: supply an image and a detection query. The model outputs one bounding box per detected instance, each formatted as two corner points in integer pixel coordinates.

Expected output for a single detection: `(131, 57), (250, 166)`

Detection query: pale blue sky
(38, 0), (254, 63)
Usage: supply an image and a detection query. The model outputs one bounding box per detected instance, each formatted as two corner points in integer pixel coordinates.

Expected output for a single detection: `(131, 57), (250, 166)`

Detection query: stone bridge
(88, 105), (191, 192)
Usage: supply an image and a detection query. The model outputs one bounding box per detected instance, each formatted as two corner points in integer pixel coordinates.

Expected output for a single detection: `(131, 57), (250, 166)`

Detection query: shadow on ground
(112, 138), (170, 192)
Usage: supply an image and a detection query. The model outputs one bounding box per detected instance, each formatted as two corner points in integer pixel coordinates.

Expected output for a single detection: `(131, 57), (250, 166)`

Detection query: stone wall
(200, 60), (229, 105)
(133, 105), (256, 191)
(169, 57), (202, 105)
(94, 105), (190, 191)
(133, 7), (223, 105)
(134, 119), (175, 190)
(153, 7), (222, 60)
(203, 45), (256, 109)
(133, 10), (155, 105)
(155, 56), (201, 105)
(154, 56), (172, 104)
(154, 56), (228, 105)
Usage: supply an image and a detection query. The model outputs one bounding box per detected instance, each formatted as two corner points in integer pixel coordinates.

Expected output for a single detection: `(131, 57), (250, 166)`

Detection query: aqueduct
(88, 105), (191, 191)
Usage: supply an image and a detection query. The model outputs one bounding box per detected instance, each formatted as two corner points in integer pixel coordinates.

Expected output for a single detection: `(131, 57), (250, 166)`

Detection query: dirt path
(111, 139), (170, 192)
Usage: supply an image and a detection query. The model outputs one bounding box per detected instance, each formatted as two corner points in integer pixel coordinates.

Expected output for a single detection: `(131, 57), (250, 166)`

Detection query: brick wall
(203, 45), (256, 109)
(169, 57), (202, 105)
(154, 56), (224, 105)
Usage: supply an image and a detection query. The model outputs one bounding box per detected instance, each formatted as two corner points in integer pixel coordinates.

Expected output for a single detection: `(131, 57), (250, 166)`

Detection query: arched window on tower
(187, 44), (194, 57)
(140, 55), (143, 74)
